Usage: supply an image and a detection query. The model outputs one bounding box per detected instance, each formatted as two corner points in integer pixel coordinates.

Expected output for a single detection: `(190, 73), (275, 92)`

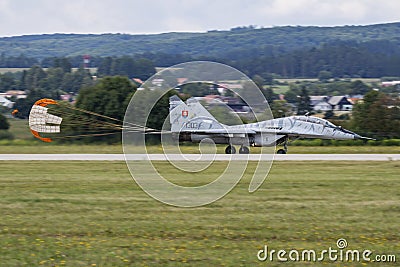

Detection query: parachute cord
(30, 100), (165, 142)
(58, 119), (153, 132)
(49, 108), (123, 129)
(63, 105), (157, 132)
(64, 105), (122, 123)
(53, 131), (122, 139)
(58, 120), (122, 130)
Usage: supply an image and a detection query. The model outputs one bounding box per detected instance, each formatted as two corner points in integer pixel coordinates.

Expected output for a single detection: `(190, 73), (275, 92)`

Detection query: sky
(0, 0), (399, 37)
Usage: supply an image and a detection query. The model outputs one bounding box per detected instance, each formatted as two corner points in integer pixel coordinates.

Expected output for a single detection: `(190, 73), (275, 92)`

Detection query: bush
(382, 139), (400, 146)
(291, 138), (399, 146)
(0, 114), (10, 130)
(367, 140), (381, 146)
(0, 139), (42, 145)
(0, 130), (14, 140)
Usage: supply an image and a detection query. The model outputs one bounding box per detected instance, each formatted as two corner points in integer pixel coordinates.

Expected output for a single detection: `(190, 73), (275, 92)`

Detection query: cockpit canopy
(293, 116), (337, 128)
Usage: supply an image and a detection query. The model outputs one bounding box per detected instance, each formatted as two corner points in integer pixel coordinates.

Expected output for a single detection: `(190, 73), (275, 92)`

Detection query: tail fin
(169, 96), (219, 132)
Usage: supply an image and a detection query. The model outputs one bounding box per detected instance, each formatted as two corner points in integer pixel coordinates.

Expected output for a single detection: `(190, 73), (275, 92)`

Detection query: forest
(2, 23), (400, 58)
(1, 22), (400, 78)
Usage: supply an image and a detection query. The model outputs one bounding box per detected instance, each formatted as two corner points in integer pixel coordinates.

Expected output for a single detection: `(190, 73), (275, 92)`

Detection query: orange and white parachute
(28, 98), (157, 142)
(29, 99), (62, 142)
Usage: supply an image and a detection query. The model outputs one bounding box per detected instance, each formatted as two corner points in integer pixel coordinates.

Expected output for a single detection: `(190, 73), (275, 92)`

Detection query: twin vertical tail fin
(169, 96), (221, 132)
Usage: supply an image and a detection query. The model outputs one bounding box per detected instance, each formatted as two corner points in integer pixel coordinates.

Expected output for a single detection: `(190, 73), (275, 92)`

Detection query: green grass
(270, 85), (290, 94)
(0, 68), (31, 74)
(8, 118), (32, 140)
(1, 144), (399, 154)
(0, 161), (399, 266)
(0, 144), (124, 154)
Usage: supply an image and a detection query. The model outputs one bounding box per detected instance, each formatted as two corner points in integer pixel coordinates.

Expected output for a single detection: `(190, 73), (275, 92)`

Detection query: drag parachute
(28, 98), (160, 142)
(29, 99), (62, 142)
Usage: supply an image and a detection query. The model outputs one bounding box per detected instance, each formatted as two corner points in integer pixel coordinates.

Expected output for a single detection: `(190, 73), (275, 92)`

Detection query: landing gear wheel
(277, 149), (287, 154)
(277, 137), (289, 154)
(225, 145), (236, 154)
(239, 146), (250, 154)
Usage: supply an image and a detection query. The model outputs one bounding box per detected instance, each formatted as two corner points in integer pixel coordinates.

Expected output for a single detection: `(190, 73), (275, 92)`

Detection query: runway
(0, 154), (399, 161)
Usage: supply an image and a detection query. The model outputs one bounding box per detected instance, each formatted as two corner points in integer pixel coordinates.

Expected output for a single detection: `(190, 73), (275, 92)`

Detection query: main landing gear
(225, 145), (236, 154)
(276, 149), (287, 154)
(225, 145), (250, 154)
(239, 146), (250, 154)
(276, 139), (288, 154)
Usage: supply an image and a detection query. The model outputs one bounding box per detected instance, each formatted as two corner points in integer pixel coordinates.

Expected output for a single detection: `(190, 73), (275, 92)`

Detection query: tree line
(352, 90), (400, 138)
(1, 40), (400, 80)
(0, 56), (157, 119)
(2, 23), (400, 58)
(227, 41), (400, 79)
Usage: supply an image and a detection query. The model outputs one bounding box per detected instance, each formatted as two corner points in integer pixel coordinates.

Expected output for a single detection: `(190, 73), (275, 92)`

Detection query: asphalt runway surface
(0, 154), (399, 161)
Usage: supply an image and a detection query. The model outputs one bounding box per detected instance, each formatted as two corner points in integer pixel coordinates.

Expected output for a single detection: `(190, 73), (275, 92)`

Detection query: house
(310, 95), (354, 111)
(132, 78), (143, 85)
(310, 96), (332, 112)
(381, 81), (400, 87)
(4, 90), (27, 99)
(313, 101), (332, 111)
(310, 96), (328, 106)
(0, 96), (14, 108)
(177, 78), (188, 85)
(328, 96), (353, 111)
(217, 83), (243, 95)
(151, 78), (164, 87)
(200, 95), (223, 103)
(196, 95), (250, 113)
(349, 95), (364, 105)
(60, 94), (73, 102)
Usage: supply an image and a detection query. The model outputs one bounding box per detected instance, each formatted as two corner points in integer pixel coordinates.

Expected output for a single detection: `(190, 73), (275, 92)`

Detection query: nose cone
(339, 127), (374, 140)
(354, 134), (375, 140)
(349, 130), (375, 140)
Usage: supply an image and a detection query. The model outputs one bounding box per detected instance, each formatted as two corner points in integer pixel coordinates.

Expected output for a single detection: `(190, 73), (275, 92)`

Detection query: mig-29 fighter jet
(169, 95), (373, 154)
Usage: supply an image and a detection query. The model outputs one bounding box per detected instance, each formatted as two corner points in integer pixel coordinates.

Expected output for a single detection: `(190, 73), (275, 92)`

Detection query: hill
(1, 23), (400, 59)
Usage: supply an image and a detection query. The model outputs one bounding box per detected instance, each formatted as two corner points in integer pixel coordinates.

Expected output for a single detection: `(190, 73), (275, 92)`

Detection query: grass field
(1, 144), (399, 154)
(0, 160), (399, 266)
(7, 119), (32, 140)
(270, 85), (290, 94)
(0, 68), (31, 74)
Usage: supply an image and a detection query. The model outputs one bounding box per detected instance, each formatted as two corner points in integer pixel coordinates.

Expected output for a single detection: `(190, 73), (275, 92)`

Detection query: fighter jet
(169, 95), (373, 154)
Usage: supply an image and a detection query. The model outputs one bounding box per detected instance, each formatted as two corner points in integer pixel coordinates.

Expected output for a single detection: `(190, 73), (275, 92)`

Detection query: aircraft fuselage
(173, 115), (363, 147)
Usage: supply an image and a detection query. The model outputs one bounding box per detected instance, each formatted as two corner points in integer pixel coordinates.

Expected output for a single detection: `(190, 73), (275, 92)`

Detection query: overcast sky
(0, 0), (399, 37)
